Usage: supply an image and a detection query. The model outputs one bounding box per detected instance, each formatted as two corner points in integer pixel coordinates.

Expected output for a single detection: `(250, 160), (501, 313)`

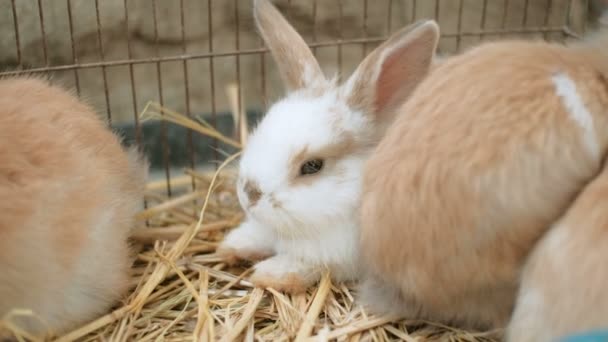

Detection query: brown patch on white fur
(347, 20), (439, 124)
(243, 179), (262, 207)
(506, 160), (608, 341)
(288, 133), (358, 186)
(254, 0), (324, 91)
(359, 38), (608, 331)
(0, 76), (146, 337)
(299, 77), (338, 98)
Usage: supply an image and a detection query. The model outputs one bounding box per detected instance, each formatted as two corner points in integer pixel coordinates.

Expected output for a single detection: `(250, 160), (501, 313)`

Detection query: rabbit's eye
(300, 159), (324, 175)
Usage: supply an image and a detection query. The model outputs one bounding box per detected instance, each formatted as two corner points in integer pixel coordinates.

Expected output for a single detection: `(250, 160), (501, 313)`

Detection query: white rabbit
(216, 0), (440, 293)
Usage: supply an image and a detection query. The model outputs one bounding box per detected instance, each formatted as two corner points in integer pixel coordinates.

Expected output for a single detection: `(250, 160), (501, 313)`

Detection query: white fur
(507, 286), (553, 342)
(552, 72), (599, 159)
(222, 86), (371, 284)
(221, 219), (276, 256)
(274, 222), (359, 280)
(542, 221), (570, 267)
(302, 63), (325, 90)
(506, 223), (572, 342)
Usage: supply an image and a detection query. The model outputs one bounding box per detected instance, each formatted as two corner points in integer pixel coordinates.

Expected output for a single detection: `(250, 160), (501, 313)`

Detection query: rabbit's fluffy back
(505, 33), (608, 340)
(360, 40), (608, 330)
(0, 77), (146, 336)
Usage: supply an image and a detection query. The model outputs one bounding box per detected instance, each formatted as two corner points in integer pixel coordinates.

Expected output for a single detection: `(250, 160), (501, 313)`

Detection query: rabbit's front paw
(217, 219), (276, 265)
(250, 256), (320, 294)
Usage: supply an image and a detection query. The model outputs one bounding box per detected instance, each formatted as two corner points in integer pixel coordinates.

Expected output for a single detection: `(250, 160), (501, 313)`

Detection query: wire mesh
(0, 0), (594, 196)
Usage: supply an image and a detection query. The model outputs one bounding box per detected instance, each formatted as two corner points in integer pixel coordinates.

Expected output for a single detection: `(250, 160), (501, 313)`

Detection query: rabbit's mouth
(244, 201), (288, 232)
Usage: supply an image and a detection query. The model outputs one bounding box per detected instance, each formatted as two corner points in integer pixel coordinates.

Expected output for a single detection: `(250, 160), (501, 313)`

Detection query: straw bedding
(2, 103), (501, 342)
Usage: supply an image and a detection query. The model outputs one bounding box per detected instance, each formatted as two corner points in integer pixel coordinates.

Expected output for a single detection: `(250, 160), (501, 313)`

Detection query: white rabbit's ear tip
(416, 19), (435, 25)
(253, 0), (272, 11)
(414, 19), (440, 33)
(252, 0), (324, 90)
(253, 0), (281, 25)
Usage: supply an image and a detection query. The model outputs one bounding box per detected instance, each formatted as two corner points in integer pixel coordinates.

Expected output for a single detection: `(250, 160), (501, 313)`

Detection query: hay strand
(219, 288), (264, 342)
(139, 101), (242, 149)
(295, 272), (331, 342)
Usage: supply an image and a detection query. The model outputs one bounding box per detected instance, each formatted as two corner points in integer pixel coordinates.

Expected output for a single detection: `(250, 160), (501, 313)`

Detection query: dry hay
(1, 101), (502, 342)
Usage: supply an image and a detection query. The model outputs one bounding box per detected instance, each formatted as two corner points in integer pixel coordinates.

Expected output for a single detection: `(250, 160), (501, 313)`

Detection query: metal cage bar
(0, 0), (593, 196)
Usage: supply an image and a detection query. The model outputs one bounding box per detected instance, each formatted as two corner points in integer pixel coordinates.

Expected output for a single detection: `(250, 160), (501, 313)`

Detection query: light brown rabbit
(506, 157), (608, 341)
(0, 77), (147, 338)
(359, 28), (608, 332)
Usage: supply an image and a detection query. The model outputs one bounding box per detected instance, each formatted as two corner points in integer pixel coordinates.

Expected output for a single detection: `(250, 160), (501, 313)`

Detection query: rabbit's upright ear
(345, 20), (440, 124)
(254, 0), (325, 91)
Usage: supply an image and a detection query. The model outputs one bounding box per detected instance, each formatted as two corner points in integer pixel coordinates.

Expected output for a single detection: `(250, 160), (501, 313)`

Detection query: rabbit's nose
(243, 180), (262, 207)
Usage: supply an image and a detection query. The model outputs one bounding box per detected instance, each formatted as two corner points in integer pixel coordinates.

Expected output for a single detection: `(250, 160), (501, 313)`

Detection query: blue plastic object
(558, 330), (608, 342)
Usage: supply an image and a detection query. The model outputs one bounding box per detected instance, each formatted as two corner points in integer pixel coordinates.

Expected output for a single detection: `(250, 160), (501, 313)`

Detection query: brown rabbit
(359, 28), (608, 333)
(0, 77), (147, 338)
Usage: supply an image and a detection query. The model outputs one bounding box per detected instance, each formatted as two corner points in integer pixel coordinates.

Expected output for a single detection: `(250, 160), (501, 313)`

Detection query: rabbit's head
(237, 0), (439, 238)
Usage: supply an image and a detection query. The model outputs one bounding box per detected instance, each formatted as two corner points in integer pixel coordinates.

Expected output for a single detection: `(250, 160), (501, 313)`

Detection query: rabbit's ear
(254, 0), (324, 91)
(345, 20), (439, 124)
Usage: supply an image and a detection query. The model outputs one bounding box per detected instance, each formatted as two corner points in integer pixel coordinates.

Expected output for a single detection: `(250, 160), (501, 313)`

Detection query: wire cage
(0, 0), (599, 197)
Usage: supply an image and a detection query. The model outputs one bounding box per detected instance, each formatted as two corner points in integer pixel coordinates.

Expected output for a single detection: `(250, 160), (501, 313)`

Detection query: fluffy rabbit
(0, 77), (147, 338)
(216, 0), (440, 293)
(359, 28), (608, 331)
(507, 158), (608, 341)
